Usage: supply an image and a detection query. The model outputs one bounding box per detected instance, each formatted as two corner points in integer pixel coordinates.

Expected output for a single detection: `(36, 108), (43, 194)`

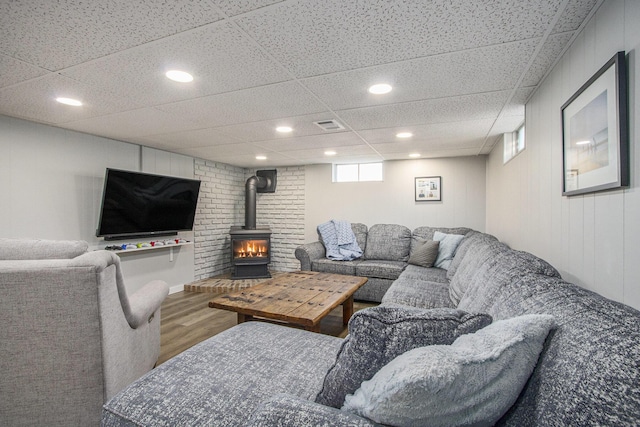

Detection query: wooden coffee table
(208, 271), (368, 332)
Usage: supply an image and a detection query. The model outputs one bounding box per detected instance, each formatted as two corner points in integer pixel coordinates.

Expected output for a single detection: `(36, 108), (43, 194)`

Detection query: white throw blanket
(317, 220), (363, 261)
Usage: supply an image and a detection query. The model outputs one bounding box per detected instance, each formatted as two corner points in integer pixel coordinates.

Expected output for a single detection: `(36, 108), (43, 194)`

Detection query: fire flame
(235, 240), (268, 258)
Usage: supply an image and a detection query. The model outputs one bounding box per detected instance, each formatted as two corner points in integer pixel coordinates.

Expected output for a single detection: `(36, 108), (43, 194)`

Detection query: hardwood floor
(158, 290), (376, 365)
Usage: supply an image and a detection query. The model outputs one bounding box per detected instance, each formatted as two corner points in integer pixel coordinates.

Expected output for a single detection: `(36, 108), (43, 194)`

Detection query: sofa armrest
(71, 251), (169, 329)
(245, 394), (380, 427)
(294, 241), (326, 270)
(125, 280), (169, 328)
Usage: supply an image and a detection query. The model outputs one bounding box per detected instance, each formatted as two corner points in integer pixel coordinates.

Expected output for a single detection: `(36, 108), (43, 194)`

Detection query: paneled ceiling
(0, 0), (599, 168)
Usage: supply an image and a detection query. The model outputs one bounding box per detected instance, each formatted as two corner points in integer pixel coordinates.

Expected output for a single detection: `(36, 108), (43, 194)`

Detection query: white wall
(304, 156), (486, 242)
(0, 115), (196, 294)
(193, 159), (246, 280)
(486, 0), (640, 309)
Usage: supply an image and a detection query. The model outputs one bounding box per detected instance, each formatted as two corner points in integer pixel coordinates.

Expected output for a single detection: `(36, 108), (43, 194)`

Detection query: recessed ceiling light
(55, 97), (82, 106)
(396, 132), (413, 138)
(368, 83), (392, 94)
(324, 150), (337, 156)
(256, 155), (267, 160)
(576, 140), (591, 145)
(276, 126), (293, 133)
(409, 153), (421, 158)
(165, 70), (193, 83)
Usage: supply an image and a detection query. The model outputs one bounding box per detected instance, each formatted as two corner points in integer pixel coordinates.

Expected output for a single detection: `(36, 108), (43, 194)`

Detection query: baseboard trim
(169, 284), (184, 295)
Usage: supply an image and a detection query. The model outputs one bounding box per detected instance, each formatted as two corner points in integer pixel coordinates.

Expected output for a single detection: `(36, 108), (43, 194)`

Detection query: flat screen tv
(96, 168), (201, 240)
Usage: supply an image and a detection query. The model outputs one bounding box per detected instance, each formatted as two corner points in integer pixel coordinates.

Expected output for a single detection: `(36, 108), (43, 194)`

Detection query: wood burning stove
(229, 226), (271, 279)
(230, 169), (276, 279)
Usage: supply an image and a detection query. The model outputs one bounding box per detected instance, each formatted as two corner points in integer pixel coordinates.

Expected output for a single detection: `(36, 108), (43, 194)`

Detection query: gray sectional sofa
(295, 223), (471, 302)
(102, 225), (640, 426)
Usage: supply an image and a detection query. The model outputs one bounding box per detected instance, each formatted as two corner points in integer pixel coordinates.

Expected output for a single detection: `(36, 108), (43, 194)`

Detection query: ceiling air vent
(313, 119), (345, 131)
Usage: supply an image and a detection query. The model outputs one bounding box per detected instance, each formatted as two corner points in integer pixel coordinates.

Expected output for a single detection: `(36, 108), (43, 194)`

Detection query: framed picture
(561, 51), (629, 196)
(415, 176), (441, 201)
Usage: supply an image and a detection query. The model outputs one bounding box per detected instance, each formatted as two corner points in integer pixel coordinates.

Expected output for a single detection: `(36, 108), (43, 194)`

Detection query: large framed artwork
(561, 51), (629, 196)
(415, 176), (441, 201)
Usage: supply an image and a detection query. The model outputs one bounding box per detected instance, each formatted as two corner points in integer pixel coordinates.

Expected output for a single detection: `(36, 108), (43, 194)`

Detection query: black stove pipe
(244, 170), (276, 230)
(245, 175), (266, 230)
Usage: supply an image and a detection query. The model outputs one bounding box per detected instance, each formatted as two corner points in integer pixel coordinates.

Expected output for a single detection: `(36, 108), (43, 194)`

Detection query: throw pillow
(408, 239), (439, 268)
(342, 314), (556, 427)
(315, 306), (492, 409)
(433, 231), (465, 270)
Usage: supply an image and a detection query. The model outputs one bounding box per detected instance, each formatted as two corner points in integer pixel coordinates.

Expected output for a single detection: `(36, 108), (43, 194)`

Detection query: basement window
(503, 124), (525, 164)
(334, 162), (383, 182)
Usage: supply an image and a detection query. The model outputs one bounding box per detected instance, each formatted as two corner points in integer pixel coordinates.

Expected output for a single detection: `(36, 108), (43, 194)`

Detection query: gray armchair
(0, 238), (169, 426)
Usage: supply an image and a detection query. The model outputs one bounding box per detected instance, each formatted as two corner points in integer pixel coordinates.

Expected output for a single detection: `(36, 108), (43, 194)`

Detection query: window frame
(333, 162), (383, 182)
(503, 123), (526, 164)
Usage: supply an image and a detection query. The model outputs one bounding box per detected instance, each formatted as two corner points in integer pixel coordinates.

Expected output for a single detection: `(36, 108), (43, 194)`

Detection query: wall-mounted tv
(96, 168), (201, 240)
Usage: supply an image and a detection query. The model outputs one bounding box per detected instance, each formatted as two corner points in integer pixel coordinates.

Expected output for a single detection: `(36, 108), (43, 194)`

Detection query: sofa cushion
(312, 258), (361, 276)
(315, 306), (491, 409)
(398, 263), (448, 284)
(363, 224), (411, 262)
(353, 277), (395, 303)
(410, 227), (470, 254)
(342, 314), (556, 427)
(433, 231), (465, 270)
(457, 249), (560, 314)
(102, 322), (343, 426)
(355, 260), (405, 280)
(245, 393), (377, 427)
(448, 239), (511, 305)
(446, 231), (498, 281)
(381, 276), (455, 309)
(407, 239), (439, 267)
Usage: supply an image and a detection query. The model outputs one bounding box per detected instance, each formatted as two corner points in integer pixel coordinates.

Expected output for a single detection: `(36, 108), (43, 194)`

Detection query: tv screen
(96, 168), (201, 240)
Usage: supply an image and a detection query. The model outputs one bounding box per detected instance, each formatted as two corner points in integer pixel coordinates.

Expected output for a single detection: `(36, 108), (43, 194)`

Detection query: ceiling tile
(283, 144), (380, 160)
(178, 142), (268, 158)
(237, 0), (561, 77)
(521, 32), (575, 87)
(372, 137), (486, 154)
(0, 74), (127, 124)
(60, 22), (290, 110)
(338, 91), (510, 131)
(212, 113), (348, 143)
(383, 148), (483, 160)
(177, 146), (297, 168)
(0, 0), (224, 70)
(0, 54), (50, 88)
(501, 87), (537, 117)
(155, 81), (329, 128)
(553, 0), (599, 33)
(302, 39), (539, 110)
(62, 108), (203, 140)
(253, 132), (364, 152)
(136, 127), (245, 150)
(359, 119), (495, 145)
(487, 115), (527, 138)
(212, 0), (286, 17)
(210, 153), (303, 168)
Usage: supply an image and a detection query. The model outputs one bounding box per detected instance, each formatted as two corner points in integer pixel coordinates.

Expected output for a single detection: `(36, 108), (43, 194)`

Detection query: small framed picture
(415, 176), (441, 202)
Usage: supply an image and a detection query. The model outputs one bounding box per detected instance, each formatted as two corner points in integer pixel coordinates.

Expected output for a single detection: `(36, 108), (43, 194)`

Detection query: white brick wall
(193, 159), (245, 280)
(193, 161), (305, 280)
